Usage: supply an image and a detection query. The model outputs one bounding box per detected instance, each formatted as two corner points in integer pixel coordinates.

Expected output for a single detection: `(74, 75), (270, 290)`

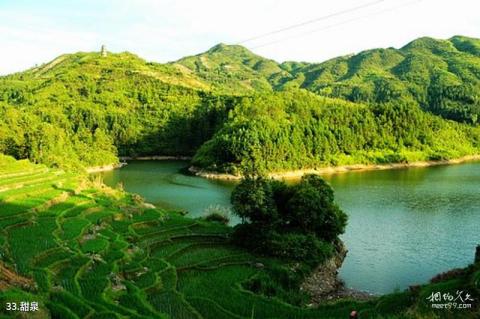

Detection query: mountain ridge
(2, 35), (479, 124)
(5, 35), (479, 75)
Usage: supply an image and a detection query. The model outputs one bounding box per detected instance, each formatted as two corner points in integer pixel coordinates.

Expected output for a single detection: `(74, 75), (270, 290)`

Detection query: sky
(0, 0), (479, 75)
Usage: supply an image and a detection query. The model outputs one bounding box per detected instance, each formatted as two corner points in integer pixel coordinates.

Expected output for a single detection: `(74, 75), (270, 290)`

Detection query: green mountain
(1, 36), (480, 172)
(175, 36), (480, 124)
(0, 51), (233, 169)
(285, 36), (480, 124)
(173, 43), (286, 93)
(1, 37), (480, 318)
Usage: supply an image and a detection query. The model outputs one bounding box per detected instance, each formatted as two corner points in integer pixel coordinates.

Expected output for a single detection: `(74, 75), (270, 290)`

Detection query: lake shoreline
(189, 154), (480, 180)
(86, 156), (193, 173)
(89, 155), (480, 295)
(302, 241), (376, 306)
(86, 162), (127, 173)
(119, 155), (192, 161)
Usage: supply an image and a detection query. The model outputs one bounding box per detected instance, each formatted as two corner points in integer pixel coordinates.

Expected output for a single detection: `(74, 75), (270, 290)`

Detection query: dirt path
(0, 261), (34, 290)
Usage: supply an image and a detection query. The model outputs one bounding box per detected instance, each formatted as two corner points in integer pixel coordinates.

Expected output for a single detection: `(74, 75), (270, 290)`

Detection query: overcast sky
(0, 0), (479, 75)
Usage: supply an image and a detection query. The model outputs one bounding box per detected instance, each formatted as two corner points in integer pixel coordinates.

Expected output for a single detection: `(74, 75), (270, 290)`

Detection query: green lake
(98, 160), (480, 294)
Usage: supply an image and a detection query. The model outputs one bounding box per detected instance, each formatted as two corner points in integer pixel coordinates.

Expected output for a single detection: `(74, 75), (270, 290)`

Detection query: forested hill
(0, 52), (237, 169)
(281, 36), (480, 124)
(173, 43), (286, 93)
(174, 36), (480, 124)
(1, 36), (480, 172)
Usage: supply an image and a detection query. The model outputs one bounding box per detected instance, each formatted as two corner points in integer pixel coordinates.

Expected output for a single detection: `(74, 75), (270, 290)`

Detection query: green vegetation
(192, 90), (480, 173)
(289, 36), (480, 124)
(175, 36), (480, 125)
(231, 174), (346, 265)
(230, 174), (347, 306)
(1, 36), (479, 317)
(0, 155), (479, 318)
(1, 36), (479, 172)
(0, 52), (232, 170)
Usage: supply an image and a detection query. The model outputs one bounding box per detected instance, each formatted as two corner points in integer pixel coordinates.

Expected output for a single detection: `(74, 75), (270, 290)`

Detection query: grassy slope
(6, 51), (210, 91)
(0, 154), (478, 318)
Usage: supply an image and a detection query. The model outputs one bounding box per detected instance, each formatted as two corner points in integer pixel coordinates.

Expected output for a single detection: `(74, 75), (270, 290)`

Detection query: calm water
(98, 160), (480, 294)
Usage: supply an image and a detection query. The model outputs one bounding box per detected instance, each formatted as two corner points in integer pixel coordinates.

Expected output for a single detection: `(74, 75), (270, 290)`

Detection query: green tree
(286, 175), (347, 242)
(230, 175), (278, 225)
(231, 174), (347, 264)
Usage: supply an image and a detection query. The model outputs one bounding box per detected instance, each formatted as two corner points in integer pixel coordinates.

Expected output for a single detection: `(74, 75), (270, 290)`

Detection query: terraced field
(0, 154), (478, 318)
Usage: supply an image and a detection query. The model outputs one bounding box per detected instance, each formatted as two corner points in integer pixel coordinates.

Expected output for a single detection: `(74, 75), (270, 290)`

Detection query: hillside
(174, 36), (480, 124)
(173, 43), (286, 93)
(0, 52), (234, 169)
(285, 36), (480, 124)
(173, 36), (480, 124)
(6, 51), (209, 91)
(0, 36), (479, 172)
(191, 90), (480, 174)
(0, 155), (478, 318)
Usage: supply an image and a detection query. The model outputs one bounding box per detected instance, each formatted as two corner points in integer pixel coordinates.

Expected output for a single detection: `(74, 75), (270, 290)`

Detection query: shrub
(267, 232), (334, 266)
(202, 205), (231, 225)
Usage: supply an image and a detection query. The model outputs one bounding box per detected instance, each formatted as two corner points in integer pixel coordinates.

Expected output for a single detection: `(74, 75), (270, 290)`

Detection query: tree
(231, 174), (347, 264)
(286, 175), (347, 242)
(230, 175), (278, 225)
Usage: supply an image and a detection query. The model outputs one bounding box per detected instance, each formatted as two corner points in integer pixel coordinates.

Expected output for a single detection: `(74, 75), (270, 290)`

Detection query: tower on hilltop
(101, 45), (107, 57)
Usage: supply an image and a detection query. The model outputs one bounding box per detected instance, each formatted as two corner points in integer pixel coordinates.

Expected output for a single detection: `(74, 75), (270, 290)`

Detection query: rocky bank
(300, 241), (374, 306)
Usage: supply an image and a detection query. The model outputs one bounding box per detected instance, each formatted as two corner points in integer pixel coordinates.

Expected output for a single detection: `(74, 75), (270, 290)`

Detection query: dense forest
(0, 36), (479, 172)
(0, 53), (234, 169)
(191, 90), (480, 173)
